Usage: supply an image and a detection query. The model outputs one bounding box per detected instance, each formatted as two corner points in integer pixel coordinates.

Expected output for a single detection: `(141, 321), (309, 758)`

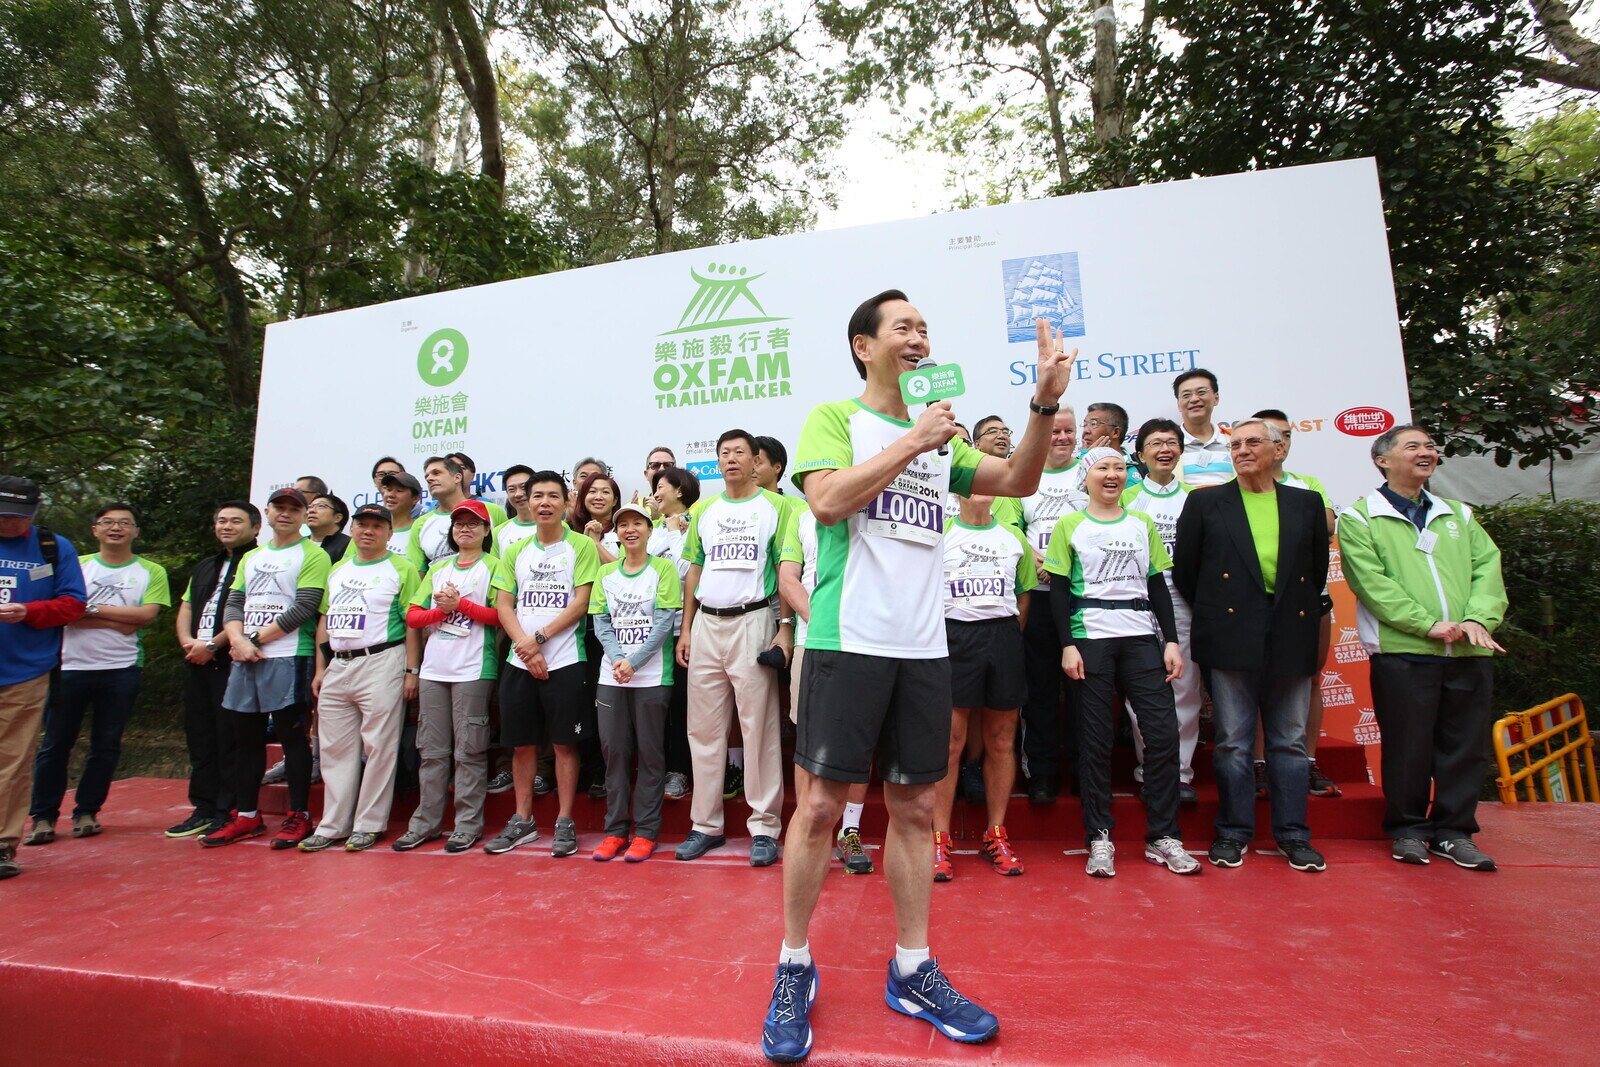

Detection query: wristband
(1029, 399), (1059, 417)
(404, 668), (420, 675)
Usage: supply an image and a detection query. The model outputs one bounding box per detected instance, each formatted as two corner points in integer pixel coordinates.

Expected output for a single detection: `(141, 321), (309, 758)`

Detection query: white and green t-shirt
(64, 555), (171, 669)
(1021, 464), (1087, 589)
(231, 538), (331, 659)
(1281, 471), (1332, 512)
(942, 519), (1037, 623)
(647, 519), (691, 635)
(1120, 479), (1189, 560)
(590, 556), (683, 689)
(409, 553), (499, 683)
(386, 523), (414, 557)
(791, 398), (982, 659)
(494, 517), (541, 556)
(1042, 510), (1171, 640)
(322, 552), (420, 653)
(405, 508), (453, 572)
(778, 506), (818, 645)
(491, 530), (599, 673)
(684, 489), (788, 610)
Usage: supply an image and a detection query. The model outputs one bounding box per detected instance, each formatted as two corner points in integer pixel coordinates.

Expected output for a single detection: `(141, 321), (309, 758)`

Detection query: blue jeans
(1207, 668), (1312, 844)
(30, 667), (143, 821)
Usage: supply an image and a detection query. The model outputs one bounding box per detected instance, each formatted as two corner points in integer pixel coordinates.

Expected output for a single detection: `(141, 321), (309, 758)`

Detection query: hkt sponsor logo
(1320, 670), (1356, 708)
(1334, 406), (1395, 437)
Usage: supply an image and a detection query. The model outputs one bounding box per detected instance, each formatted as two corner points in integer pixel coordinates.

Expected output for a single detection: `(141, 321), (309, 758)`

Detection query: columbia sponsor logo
(686, 460), (722, 481)
(1320, 670), (1355, 707)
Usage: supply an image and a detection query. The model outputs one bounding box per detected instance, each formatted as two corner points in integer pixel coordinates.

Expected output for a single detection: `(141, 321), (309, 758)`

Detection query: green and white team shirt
(1280, 471), (1333, 512)
(1120, 479), (1189, 561)
(491, 530), (599, 673)
(64, 555), (171, 669)
(942, 519), (1037, 622)
(494, 517), (541, 556)
(791, 398), (982, 659)
(647, 519), (691, 635)
(1042, 510), (1171, 640)
(778, 506), (819, 645)
(231, 539), (331, 659)
(1021, 464), (1088, 589)
(409, 552), (499, 683)
(684, 488), (789, 609)
(405, 508), (453, 572)
(322, 552), (420, 653)
(589, 556), (683, 688)
(386, 523), (415, 557)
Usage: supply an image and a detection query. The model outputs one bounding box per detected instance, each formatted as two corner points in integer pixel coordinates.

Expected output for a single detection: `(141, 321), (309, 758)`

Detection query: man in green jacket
(1337, 425), (1508, 871)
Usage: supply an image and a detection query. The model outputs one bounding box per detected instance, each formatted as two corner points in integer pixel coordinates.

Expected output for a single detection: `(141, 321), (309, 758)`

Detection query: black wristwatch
(1029, 399), (1060, 417)
(534, 630), (548, 645)
(247, 630), (263, 647)
(204, 638), (221, 653)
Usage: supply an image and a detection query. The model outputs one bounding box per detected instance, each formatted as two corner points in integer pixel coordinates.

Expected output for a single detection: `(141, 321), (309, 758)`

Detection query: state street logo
(653, 263), (793, 410)
(1001, 252), (1085, 344)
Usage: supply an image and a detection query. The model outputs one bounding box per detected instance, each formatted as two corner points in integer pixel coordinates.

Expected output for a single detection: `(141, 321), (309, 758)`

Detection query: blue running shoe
(761, 961), (818, 1062)
(883, 957), (998, 1044)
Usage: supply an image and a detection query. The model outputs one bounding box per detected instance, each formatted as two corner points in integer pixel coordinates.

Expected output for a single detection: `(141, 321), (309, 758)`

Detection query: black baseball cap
(0, 475), (41, 518)
(267, 487), (308, 508)
(380, 471), (423, 495)
(350, 503), (392, 526)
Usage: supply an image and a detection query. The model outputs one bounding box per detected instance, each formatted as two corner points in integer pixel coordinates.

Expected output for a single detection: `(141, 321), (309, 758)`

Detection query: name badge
(30, 564), (53, 580)
(1415, 529), (1438, 555)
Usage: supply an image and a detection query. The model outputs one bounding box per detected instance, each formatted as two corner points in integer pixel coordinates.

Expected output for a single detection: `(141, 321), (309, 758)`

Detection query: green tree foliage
(1127, 0), (1600, 469)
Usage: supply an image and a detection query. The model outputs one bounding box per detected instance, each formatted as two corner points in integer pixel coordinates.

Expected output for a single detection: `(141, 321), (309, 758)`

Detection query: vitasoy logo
(1334, 407), (1395, 437)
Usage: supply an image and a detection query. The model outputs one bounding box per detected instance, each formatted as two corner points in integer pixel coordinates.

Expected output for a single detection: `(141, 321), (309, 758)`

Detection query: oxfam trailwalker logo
(651, 263), (792, 410)
(410, 327), (471, 453)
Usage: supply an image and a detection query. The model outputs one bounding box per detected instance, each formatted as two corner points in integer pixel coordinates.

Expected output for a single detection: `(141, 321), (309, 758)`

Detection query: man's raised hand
(1034, 318), (1076, 406)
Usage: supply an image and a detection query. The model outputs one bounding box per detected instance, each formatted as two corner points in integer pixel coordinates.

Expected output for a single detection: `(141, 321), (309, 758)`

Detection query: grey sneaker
(1144, 837), (1201, 875)
(484, 815), (540, 855)
(1392, 837), (1430, 865)
(71, 812), (102, 838)
(261, 758), (287, 785)
(444, 829), (481, 853)
(1086, 831), (1116, 878)
(297, 834), (340, 853)
(551, 816), (578, 858)
(23, 818), (54, 846)
(1430, 838), (1496, 871)
(391, 829), (439, 852)
(345, 832), (379, 852)
(487, 770), (514, 794)
(835, 827), (874, 875)
(750, 835), (780, 867)
(0, 845), (18, 880)
(663, 771), (689, 800)
(309, 757), (322, 785)
(532, 774), (554, 797)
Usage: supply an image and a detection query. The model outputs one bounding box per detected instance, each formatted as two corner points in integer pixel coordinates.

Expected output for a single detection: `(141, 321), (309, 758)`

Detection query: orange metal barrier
(1493, 694), (1599, 804)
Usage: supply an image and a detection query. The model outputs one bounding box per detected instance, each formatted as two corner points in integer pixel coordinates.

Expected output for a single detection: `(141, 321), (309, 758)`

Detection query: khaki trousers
(0, 674), (50, 850)
(688, 610), (783, 838)
(315, 645), (407, 838)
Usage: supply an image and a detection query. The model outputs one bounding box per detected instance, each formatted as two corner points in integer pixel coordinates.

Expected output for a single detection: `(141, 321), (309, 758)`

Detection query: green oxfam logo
(417, 328), (469, 386)
(661, 262), (788, 336)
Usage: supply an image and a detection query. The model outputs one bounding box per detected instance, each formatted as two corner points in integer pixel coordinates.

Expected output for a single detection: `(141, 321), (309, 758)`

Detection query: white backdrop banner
(253, 157), (1410, 511)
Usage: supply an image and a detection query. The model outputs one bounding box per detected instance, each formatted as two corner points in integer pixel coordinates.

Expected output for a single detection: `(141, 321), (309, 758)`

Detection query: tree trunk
(108, 0), (258, 409)
(1528, 0), (1600, 92)
(1034, 28), (1072, 189)
(1087, 1), (1131, 187)
(441, 0), (506, 199)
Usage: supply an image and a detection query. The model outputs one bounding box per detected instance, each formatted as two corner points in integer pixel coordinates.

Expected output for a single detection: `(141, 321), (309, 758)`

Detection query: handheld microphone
(915, 357), (949, 456)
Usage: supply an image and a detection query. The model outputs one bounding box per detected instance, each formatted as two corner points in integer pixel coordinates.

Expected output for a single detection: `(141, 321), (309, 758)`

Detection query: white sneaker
(261, 758), (287, 785)
(1144, 837), (1201, 875)
(1086, 831), (1116, 878)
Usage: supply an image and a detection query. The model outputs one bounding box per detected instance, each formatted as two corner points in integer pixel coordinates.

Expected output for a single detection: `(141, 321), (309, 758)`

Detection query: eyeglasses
(1177, 388), (1215, 401)
(95, 519), (135, 529)
(451, 519), (485, 529)
(646, 461), (671, 471)
(978, 427), (1012, 439)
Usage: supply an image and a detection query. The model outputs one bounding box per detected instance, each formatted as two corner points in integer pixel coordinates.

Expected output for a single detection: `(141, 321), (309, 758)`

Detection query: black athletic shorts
(499, 662), (589, 747)
(946, 617), (1026, 711)
(793, 648), (951, 785)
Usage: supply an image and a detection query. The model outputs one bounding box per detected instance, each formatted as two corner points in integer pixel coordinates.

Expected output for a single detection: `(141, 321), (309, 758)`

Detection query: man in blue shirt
(0, 476), (87, 879)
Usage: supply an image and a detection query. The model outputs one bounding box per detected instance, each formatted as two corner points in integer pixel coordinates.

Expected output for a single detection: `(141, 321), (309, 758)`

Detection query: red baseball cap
(450, 499), (491, 525)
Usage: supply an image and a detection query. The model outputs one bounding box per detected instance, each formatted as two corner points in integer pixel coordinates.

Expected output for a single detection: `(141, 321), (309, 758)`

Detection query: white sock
(894, 944), (930, 978)
(779, 941), (812, 967)
(728, 747), (744, 769)
(238, 810), (258, 819)
(841, 802), (864, 832)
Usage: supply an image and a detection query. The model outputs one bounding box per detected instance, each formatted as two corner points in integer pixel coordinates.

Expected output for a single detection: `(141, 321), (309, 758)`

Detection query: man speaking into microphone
(758, 289), (1074, 1062)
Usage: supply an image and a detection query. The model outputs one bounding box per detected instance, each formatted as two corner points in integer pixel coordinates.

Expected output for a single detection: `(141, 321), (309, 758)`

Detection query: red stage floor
(3, 778), (1598, 1066)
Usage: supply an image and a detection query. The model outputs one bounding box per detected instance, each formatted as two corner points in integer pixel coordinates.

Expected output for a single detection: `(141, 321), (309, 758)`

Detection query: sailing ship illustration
(1002, 253), (1085, 342)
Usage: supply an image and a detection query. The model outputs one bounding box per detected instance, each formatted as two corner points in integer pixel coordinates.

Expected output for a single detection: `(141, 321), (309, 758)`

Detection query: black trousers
(183, 661), (236, 819)
(1074, 635), (1181, 844)
(1020, 588), (1076, 785)
(666, 666), (691, 777)
(1370, 654), (1495, 842)
(235, 705), (312, 815)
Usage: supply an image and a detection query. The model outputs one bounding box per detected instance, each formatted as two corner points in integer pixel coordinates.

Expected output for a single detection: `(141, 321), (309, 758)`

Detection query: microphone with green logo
(901, 356), (968, 457)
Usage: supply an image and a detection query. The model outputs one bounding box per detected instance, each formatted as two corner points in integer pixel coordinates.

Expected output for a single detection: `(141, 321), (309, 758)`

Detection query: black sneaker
(532, 774), (554, 797)
(1177, 782), (1198, 806)
(1253, 761), (1268, 799)
(1391, 838), (1430, 865)
(165, 811), (214, 839)
(1278, 840), (1326, 872)
(0, 846), (18, 880)
(1208, 837), (1247, 868)
(1026, 774), (1057, 804)
(487, 770), (513, 794)
(1308, 760), (1342, 798)
(958, 759), (986, 806)
(1429, 838), (1496, 871)
(723, 763), (745, 800)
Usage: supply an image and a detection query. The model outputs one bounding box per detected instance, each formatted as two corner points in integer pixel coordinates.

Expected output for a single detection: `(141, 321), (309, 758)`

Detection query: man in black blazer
(1173, 419), (1330, 872)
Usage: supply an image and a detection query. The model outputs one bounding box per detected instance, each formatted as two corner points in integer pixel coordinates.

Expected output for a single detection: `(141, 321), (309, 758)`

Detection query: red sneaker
(200, 812), (264, 848)
(933, 831), (955, 883)
(270, 811), (312, 850)
(592, 835), (628, 861)
(623, 836), (656, 863)
(982, 825), (1024, 876)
